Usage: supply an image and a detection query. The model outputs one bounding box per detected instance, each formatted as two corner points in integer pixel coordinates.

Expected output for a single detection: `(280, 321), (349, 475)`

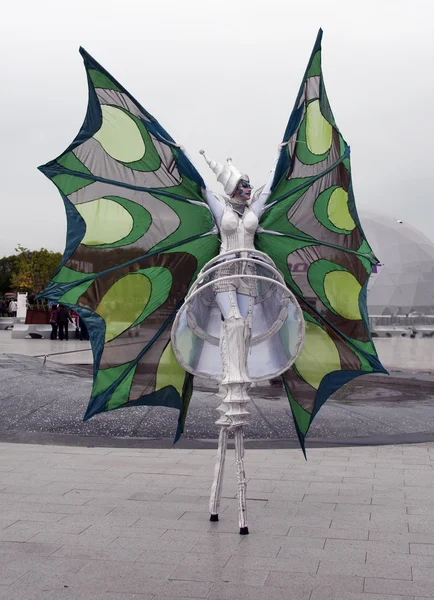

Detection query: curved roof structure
(359, 210), (434, 315)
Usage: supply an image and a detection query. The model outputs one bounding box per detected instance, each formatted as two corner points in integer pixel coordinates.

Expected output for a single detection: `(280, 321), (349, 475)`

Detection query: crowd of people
(1, 298), (89, 342)
(49, 304), (89, 341)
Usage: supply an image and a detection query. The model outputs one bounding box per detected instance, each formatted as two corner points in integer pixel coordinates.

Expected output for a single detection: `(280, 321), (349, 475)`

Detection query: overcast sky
(1, 0), (433, 257)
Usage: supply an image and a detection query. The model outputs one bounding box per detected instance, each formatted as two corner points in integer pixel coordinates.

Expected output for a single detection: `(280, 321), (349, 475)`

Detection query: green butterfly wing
(256, 30), (387, 453)
(39, 48), (219, 440)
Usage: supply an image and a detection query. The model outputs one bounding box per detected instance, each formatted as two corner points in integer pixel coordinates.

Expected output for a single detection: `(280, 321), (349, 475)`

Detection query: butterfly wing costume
(39, 30), (385, 452)
(256, 30), (387, 452)
(39, 49), (219, 441)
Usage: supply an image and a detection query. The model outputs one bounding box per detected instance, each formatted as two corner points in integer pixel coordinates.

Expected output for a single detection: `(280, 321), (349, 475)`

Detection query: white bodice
(219, 203), (258, 254)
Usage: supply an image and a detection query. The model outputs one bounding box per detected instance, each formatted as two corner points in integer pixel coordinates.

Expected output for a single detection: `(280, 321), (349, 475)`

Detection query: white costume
(211, 203), (259, 298)
(201, 151), (269, 300)
(172, 152), (305, 533)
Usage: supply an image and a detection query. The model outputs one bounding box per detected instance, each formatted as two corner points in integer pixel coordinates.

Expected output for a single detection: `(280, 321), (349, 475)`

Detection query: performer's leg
(209, 425), (228, 521)
(213, 290), (251, 532)
(234, 293), (251, 534)
(236, 293), (251, 318)
(215, 291), (240, 319)
(234, 426), (249, 534)
(210, 292), (235, 521)
(215, 291), (251, 384)
(210, 291), (244, 522)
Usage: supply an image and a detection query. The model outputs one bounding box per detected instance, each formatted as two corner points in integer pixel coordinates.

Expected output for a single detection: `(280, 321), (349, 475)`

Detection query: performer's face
(234, 179), (252, 201)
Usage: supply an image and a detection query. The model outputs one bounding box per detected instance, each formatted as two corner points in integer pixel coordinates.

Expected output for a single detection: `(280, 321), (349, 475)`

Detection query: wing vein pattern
(39, 48), (219, 441)
(256, 29), (386, 453)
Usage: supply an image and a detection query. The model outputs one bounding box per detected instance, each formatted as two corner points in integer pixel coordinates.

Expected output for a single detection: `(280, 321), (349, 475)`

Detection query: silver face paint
(234, 179), (252, 201)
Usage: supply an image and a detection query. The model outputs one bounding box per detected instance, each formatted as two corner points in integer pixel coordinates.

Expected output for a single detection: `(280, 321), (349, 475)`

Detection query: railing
(369, 314), (434, 337)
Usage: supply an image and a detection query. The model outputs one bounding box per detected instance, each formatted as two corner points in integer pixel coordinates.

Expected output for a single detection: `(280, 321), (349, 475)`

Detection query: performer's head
(199, 150), (251, 200)
(231, 176), (252, 202)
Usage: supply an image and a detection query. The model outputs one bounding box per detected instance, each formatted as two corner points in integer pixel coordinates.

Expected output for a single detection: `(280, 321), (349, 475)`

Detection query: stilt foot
(239, 526), (249, 535)
(210, 514), (219, 522)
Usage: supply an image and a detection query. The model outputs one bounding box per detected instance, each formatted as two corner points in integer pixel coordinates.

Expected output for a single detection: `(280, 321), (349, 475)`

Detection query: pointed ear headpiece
(199, 150), (249, 196)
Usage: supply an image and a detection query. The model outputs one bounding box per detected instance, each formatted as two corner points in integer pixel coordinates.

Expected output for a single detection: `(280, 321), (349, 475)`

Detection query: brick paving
(0, 442), (433, 599)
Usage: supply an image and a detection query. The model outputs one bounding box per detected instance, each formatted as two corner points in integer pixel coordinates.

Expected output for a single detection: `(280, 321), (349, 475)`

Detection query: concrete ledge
(0, 317), (14, 330)
(11, 323), (76, 339)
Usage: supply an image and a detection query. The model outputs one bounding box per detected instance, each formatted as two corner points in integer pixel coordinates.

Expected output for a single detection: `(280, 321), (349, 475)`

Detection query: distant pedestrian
(49, 304), (59, 340)
(8, 300), (17, 318)
(57, 305), (73, 341)
(79, 316), (89, 341)
(71, 311), (80, 339)
(0, 301), (5, 316)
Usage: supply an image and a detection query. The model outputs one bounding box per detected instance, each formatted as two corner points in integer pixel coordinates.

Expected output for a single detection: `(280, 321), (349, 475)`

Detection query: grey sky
(1, 0), (433, 257)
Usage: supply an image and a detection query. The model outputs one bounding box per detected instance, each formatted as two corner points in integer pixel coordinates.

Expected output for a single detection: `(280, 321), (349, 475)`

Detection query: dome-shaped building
(359, 210), (434, 316)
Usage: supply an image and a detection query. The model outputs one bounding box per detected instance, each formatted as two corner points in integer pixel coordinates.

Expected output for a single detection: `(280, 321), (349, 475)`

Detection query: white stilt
(209, 425), (228, 520)
(209, 314), (251, 533)
(234, 426), (248, 534)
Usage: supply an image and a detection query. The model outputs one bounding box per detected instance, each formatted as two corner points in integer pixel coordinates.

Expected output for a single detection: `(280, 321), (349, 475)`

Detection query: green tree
(9, 245), (62, 297)
(0, 255), (18, 295)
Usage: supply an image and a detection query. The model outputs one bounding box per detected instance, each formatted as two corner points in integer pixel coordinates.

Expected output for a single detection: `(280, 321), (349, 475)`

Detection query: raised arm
(179, 148), (225, 224)
(202, 189), (225, 223)
(250, 150), (280, 217)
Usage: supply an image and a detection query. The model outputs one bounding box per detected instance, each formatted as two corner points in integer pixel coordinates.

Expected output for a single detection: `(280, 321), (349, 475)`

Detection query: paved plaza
(0, 442), (433, 599)
(1, 331), (434, 598)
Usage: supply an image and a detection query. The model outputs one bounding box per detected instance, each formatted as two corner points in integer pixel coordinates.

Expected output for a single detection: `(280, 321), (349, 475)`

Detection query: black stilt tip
(210, 514), (219, 522)
(239, 527), (249, 535)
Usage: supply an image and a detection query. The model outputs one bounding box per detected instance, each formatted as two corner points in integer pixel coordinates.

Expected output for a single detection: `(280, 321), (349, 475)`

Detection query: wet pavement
(1, 349), (434, 449)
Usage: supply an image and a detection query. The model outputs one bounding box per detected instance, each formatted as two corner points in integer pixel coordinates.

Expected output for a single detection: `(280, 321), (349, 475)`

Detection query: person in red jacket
(49, 304), (59, 340)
